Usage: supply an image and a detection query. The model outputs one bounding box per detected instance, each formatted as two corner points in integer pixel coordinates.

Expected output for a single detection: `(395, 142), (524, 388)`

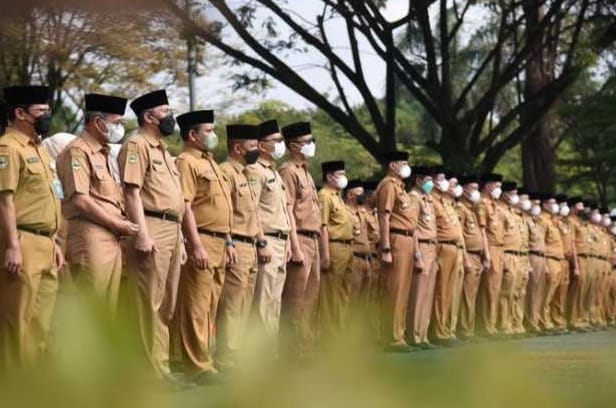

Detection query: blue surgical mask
(421, 180), (434, 194)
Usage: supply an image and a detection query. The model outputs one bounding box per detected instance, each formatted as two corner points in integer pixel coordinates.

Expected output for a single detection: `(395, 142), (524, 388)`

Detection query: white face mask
(452, 185), (463, 198)
(105, 122), (125, 144)
(549, 203), (559, 215)
(469, 190), (481, 203)
(300, 141), (316, 158)
(437, 179), (450, 192)
(611, 226), (616, 236)
(335, 175), (348, 190)
(490, 187), (502, 200)
(203, 130), (219, 151)
(272, 141), (286, 159)
(591, 213), (602, 224)
(602, 218), (611, 227)
(559, 205), (570, 217)
(508, 194), (520, 206)
(521, 200), (532, 212)
(531, 205), (541, 217)
(398, 164), (412, 179)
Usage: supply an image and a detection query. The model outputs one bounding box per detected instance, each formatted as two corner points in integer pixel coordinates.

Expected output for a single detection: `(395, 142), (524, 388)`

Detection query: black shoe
(432, 338), (455, 348)
(194, 370), (224, 386)
(162, 372), (197, 390)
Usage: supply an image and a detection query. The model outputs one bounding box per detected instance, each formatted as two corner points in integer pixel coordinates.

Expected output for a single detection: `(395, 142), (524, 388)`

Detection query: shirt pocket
(201, 172), (222, 202)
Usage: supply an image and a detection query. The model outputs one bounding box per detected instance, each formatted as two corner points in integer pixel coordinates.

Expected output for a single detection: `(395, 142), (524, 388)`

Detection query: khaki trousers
(479, 245), (504, 335)
(540, 258), (562, 330)
(586, 257), (601, 326)
(608, 271), (616, 324)
(526, 254), (547, 332)
(281, 234), (320, 357)
(512, 258), (529, 334)
(380, 234), (415, 346)
(67, 219), (122, 312)
(172, 234), (226, 375)
(431, 243), (461, 340)
(598, 261), (611, 326)
(458, 252), (483, 338)
(216, 241), (257, 365)
(550, 259), (570, 330)
(569, 257), (591, 328)
(0, 231), (58, 369)
(126, 217), (181, 377)
(319, 242), (354, 341)
(252, 236), (287, 350)
(450, 247), (465, 336)
(499, 253), (519, 334)
(408, 242), (437, 345)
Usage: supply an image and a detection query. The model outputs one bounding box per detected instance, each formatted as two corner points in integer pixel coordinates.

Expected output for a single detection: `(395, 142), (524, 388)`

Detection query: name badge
(52, 178), (64, 199)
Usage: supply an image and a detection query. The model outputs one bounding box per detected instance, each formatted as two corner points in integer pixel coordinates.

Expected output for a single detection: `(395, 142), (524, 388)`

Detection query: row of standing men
(1, 86), (615, 386)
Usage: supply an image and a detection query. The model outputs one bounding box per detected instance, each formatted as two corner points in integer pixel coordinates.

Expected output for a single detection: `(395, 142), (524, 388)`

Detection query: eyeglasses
(27, 108), (52, 115)
(293, 137), (316, 145)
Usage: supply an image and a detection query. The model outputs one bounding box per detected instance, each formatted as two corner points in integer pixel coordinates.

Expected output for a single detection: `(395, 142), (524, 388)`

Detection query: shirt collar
(82, 131), (107, 154)
(142, 131), (166, 149)
(7, 129), (37, 147)
(258, 156), (275, 169)
(184, 145), (212, 160)
(227, 156), (246, 174)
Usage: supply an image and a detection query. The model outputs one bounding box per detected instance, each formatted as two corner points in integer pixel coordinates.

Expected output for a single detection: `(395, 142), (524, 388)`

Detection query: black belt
(330, 239), (353, 245)
(529, 250), (545, 257)
(390, 228), (414, 237)
(466, 250), (483, 256)
(439, 240), (461, 247)
(545, 254), (565, 262)
(578, 253), (592, 259)
(297, 230), (319, 239)
(265, 231), (289, 241)
(144, 210), (179, 223)
(197, 228), (228, 240)
(17, 226), (54, 238)
(419, 238), (437, 245)
(231, 234), (256, 245)
(505, 250), (528, 256)
(353, 252), (373, 261)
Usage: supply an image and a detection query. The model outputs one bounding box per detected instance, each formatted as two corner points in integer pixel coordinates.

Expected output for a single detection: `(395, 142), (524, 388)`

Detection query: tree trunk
(521, 0), (557, 192)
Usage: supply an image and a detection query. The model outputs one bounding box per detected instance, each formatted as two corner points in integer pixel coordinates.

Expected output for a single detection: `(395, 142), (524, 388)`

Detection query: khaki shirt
(457, 199), (484, 252)
(279, 160), (320, 233)
(502, 205), (523, 251)
(571, 216), (591, 255)
(527, 215), (546, 252)
(220, 157), (260, 238)
(0, 129), (61, 232)
(433, 191), (463, 243)
(57, 131), (124, 220)
(409, 188), (437, 241)
(250, 157), (290, 234)
(519, 212), (531, 252)
(318, 186), (353, 241)
(175, 147), (232, 234)
(349, 205), (371, 254)
(118, 132), (184, 218)
(365, 206), (380, 252)
(538, 213), (565, 259)
(556, 217), (575, 259)
(477, 198), (505, 246)
(375, 176), (419, 232)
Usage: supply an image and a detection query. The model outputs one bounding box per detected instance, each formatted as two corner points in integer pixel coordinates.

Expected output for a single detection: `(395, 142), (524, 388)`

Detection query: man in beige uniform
(553, 195), (577, 333)
(57, 94), (139, 310)
(406, 166), (436, 348)
(597, 210), (612, 328)
(344, 179), (371, 304)
(375, 151), (419, 352)
(585, 202), (602, 328)
(567, 197), (590, 331)
(279, 122), (321, 359)
(431, 168), (465, 346)
(0, 86), (64, 368)
(361, 180), (382, 337)
(512, 188), (531, 337)
(525, 193), (547, 334)
(499, 182), (524, 337)
(456, 175), (486, 340)
(250, 119), (290, 351)
(476, 173), (505, 337)
(318, 160), (354, 340)
(118, 90), (185, 382)
(217, 124), (270, 367)
(537, 194), (565, 332)
(172, 110), (234, 381)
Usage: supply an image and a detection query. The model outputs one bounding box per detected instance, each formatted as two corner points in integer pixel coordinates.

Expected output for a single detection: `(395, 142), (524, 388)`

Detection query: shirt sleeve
(376, 181), (395, 214)
(119, 140), (147, 188)
(0, 145), (21, 193)
(476, 201), (487, 228)
(318, 190), (330, 226)
(279, 166), (297, 208)
(247, 166), (265, 203)
(58, 148), (91, 199)
(175, 156), (197, 203)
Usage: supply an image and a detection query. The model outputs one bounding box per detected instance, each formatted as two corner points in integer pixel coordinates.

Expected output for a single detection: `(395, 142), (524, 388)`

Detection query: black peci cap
(130, 90), (169, 116)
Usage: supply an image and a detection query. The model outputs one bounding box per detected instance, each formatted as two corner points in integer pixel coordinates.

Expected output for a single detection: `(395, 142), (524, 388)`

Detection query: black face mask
(356, 193), (367, 206)
(158, 114), (176, 136)
(244, 149), (260, 165)
(29, 112), (52, 137)
(579, 212), (590, 221)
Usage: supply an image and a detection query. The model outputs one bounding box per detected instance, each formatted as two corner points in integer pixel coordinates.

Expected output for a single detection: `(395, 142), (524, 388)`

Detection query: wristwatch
(257, 239), (268, 249)
(225, 239), (236, 248)
(381, 247), (391, 254)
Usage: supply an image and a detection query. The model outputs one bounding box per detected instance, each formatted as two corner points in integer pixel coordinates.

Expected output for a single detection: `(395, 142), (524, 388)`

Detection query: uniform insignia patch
(0, 156), (7, 169)
(128, 152), (138, 164)
(26, 157), (39, 164)
(153, 159), (163, 165)
(248, 176), (257, 186)
(72, 160), (81, 171)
